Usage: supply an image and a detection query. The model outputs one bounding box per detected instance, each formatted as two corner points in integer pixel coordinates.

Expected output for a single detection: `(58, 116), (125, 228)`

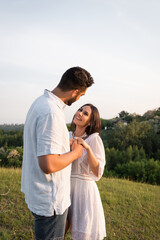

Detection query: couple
(21, 67), (106, 240)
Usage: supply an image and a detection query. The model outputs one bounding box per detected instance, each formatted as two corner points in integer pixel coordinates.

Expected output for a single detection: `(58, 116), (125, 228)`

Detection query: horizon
(0, 105), (159, 126)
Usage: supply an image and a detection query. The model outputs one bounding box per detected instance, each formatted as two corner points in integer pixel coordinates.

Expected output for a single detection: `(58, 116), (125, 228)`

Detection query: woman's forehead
(81, 105), (92, 112)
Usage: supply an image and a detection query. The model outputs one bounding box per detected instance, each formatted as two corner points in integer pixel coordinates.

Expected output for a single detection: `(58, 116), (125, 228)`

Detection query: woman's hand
(72, 137), (99, 177)
(76, 137), (99, 177)
(76, 138), (90, 150)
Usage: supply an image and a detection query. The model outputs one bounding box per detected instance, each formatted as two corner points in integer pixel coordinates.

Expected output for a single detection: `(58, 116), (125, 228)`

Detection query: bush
(105, 145), (147, 171)
(145, 159), (160, 184)
(114, 159), (160, 185)
(0, 147), (23, 168)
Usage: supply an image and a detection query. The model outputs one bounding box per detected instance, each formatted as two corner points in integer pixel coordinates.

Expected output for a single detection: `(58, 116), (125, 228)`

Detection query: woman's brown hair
(71, 103), (101, 136)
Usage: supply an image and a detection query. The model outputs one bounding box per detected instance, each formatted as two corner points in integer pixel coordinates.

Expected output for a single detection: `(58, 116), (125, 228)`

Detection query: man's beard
(66, 95), (78, 106)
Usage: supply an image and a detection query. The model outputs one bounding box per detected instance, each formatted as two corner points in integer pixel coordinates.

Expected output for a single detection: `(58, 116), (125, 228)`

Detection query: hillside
(0, 124), (24, 132)
(0, 107), (160, 131)
(101, 107), (160, 131)
(0, 168), (160, 240)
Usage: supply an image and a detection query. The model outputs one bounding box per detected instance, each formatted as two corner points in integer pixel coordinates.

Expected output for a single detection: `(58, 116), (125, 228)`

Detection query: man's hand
(71, 139), (83, 159)
(70, 139), (74, 149)
(38, 140), (83, 174)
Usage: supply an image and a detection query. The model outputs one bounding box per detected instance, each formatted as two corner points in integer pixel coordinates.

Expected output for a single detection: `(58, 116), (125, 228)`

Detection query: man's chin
(65, 101), (72, 106)
(66, 94), (79, 105)
(67, 102), (72, 106)
(66, 99), (76, 106)
(64, 100), (72, 106)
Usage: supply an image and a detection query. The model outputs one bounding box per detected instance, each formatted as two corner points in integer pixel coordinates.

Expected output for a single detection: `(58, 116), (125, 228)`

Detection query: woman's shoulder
(89, 132), (99, 137)
(87, 132), (100, 141)
(87, 132), (104, 145)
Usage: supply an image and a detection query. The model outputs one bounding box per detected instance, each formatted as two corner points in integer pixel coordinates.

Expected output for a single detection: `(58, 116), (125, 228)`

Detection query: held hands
(70, 137), (90, 151)
(76, 138), (90, 150)
(70, 138), (83, 158)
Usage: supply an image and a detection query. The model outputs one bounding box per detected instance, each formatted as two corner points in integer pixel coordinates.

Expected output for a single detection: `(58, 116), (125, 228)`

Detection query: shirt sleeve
(87, 133), (106, 181)
(37, 113), (67, 156)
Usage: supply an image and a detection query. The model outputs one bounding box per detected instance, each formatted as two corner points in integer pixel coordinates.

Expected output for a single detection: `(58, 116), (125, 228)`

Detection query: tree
(118, 111), (129, 119)
(107, 120), (159, 157)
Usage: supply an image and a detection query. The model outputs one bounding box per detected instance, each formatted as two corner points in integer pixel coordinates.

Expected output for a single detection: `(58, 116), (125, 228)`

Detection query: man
(21, 66), (94, 240)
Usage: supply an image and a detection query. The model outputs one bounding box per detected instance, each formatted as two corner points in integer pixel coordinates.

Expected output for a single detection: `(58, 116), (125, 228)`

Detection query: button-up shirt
(21, 90), (71, 216)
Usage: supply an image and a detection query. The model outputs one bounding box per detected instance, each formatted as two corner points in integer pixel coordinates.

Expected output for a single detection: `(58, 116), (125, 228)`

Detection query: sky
(0, 0), (160, 124)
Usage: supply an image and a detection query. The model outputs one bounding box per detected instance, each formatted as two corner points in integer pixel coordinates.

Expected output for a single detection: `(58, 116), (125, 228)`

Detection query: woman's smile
(73, 105), (92, 127)
(75, 116), (82, 121)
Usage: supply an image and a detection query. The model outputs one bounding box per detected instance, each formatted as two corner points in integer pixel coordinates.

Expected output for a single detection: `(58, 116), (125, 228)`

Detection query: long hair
(71, 103), (101, 136)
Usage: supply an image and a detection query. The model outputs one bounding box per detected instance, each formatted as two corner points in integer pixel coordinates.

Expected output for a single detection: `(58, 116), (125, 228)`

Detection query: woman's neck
(74, 127), (86, 137)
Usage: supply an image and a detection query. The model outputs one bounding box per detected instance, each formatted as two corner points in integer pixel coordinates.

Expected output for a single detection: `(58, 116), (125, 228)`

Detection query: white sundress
(69, 132), (106, 240)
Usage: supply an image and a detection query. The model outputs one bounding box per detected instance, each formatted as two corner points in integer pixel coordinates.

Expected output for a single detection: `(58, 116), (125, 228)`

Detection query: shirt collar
(44, 89), (66, 109)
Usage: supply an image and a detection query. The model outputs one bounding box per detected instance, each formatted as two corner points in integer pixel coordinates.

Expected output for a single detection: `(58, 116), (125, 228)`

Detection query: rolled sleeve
(37, 113), (65, 156)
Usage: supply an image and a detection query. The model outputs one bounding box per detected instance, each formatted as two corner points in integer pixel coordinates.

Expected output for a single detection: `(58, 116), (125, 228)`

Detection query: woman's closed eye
(78, 108), (89, 116)
(84, 111), (89, 116)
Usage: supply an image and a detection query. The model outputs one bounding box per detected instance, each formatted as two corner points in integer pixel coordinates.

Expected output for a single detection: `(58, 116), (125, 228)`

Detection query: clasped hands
(70, 137), (90, 152)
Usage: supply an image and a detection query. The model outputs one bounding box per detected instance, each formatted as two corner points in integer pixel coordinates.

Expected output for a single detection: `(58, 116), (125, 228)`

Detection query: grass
(0, 168), (160, 240)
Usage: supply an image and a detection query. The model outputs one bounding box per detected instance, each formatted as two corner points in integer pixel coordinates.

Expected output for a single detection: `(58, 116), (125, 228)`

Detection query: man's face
(67, 88), (87, 106)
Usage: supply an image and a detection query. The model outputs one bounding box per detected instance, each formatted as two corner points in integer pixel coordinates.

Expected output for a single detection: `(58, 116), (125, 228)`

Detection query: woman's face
(73, 105), (92, 128)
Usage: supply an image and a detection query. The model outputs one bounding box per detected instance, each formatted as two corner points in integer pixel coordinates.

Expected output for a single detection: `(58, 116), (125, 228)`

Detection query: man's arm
(38, 140), (82, 174)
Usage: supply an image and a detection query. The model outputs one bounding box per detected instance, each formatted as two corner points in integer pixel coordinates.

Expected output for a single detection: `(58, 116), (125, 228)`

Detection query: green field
(0, 168), (160, 240)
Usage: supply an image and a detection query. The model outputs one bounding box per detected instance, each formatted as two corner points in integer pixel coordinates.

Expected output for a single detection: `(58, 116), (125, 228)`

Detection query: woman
(66, 103), (106, 240)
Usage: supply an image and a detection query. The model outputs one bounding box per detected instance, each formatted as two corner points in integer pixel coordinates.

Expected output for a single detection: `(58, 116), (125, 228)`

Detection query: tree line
(0, 107), (160, 184)
(101, 108), (160, 185)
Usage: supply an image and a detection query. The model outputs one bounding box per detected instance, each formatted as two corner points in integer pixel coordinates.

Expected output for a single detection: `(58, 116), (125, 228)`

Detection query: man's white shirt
(21, 90), (71, 216)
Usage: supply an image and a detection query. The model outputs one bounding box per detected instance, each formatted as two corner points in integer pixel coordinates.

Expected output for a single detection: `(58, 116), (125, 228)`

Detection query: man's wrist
(70, 149), (79, 160)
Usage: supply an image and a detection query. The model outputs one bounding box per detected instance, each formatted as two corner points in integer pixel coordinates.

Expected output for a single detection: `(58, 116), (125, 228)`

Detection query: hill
(0, 168), (160, 240)
(0, 107), (160, 131)
(101, 107), (160, 131)
(0, 124), (24, 132)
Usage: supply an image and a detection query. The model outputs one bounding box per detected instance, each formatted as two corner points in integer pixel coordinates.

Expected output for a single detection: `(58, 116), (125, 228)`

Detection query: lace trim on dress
(72, 132), (88, 140)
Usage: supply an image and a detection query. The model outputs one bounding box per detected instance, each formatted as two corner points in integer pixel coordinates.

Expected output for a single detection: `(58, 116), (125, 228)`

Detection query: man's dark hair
(57, 67), (94, 91)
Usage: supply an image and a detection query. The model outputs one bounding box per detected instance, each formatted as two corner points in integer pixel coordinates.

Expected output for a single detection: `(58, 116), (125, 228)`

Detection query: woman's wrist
(86, 145), (91, 151)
